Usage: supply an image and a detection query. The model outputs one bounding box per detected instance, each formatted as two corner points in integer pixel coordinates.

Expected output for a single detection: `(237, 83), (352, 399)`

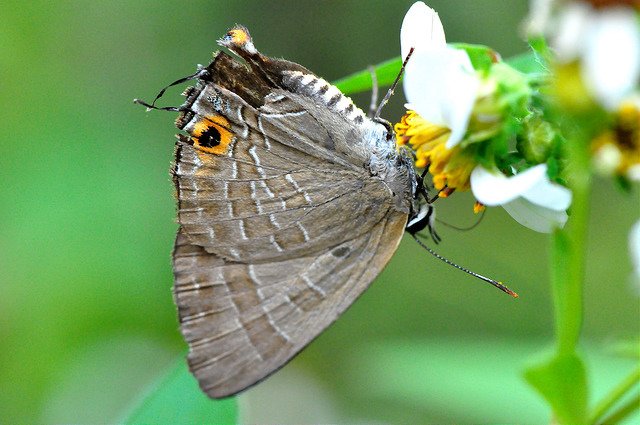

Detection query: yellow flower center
(591, 101), (640, 180)
(395, 111), (478, 195)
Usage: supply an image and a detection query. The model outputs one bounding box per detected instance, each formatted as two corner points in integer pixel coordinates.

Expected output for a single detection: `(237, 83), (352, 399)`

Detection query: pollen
(473, 201), (486, 214)
(395, 110), (477, 194)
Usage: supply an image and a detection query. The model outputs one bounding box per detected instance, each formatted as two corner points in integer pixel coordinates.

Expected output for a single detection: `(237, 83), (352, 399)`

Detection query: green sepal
(451, 43), (496, 74)
(517, 113), (555, 164)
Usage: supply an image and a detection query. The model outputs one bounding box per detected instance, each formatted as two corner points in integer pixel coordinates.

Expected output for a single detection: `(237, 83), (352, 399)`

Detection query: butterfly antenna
(133, 67), (210, 111)
(373, 47), (414, 121)
(367, 65), (379, 118)
(437, 209), (486, 231)
(411, 233), (518, 298)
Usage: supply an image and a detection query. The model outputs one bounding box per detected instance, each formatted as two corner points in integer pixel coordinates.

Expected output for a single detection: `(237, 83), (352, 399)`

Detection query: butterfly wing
(171, 47), (413, 397)
(173, 213), (406, 397)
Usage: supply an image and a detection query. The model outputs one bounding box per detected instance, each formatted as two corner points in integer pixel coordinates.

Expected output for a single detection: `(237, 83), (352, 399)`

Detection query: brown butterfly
(136, 25), (513, 399)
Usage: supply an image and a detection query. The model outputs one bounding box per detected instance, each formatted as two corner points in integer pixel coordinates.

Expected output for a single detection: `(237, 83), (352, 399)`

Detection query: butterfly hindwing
(173, 211), (406, 397)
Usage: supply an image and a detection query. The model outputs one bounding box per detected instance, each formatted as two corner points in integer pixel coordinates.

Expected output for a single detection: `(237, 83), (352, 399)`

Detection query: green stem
(551, 131), (591, 356)
(596, 393), (640, 425)
(588, 367), (640, 425)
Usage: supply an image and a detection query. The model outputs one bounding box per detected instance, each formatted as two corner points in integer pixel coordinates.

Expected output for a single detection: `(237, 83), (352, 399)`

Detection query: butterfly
(135, 25), (513, 399)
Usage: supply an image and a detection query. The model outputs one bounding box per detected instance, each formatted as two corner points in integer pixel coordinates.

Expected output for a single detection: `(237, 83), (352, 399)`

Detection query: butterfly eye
(190, 115), (234, 155)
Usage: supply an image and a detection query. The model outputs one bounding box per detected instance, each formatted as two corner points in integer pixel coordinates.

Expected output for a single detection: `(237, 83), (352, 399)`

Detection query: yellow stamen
(395, 110), (477, 195)
(473, 201), (486, 214)
(438, 187), (455, 198)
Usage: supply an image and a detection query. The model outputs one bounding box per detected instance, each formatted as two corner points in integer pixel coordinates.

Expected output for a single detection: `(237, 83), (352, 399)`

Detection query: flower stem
(596, 394), (640, 425)
(588, 367), (640, 425)
(551, 130), (591, 356)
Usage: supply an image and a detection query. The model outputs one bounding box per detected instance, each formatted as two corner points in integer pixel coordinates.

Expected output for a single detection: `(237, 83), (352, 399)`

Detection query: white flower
(630, 220), (640, 293)
(401, 1), (480, 148)
(628, 164), (640, 182)
(546, 2), (640, 110)
(525, 0), (554, 35)
(470, 164), (572, 233)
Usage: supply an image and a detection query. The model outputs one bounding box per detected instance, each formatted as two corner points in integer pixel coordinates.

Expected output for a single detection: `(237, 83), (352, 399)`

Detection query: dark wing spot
(331, 246), (350, 258)
(327, 94), (341, 107)
(287, 72), (304, 89)
(199, 126), (222, 148)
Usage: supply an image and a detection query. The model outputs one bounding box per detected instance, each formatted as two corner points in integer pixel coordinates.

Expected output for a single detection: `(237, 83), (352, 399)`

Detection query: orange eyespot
(190, 115), (233, 155)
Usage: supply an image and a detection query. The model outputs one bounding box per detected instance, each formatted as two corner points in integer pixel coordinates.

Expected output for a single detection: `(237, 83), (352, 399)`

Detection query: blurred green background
(2, 0), (638, 423)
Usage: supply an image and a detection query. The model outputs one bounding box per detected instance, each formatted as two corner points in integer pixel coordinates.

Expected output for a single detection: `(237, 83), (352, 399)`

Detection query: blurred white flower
(591, 95), (640, 181)
(525, 0), (554, 35)
(470, 164), (572, 233)
(630, 220), (640, 293)
(544, 1), (640, 109)
(401, 1), (480, 148)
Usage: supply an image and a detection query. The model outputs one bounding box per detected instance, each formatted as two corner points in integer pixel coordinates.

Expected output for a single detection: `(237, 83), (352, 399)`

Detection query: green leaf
(122, 357), (238, 425)
(588, 367), (640, 425)
(505, 51), (546, 75)
(524, 352), (588, 424)
(528, 36), (551, 63)
(334, 56), (402, 95)
(597, 394), (640, 425)
(451, 43), (496, 73)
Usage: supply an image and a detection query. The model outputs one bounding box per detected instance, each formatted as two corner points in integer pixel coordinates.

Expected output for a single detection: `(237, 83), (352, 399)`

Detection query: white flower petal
(521, 175), (572, 211)
(582, 7), (640, 110)
(502, 197), (569, 233)
(403, 48), (479, 146)
(442, 52), (479, 148)
(630, 220), (640, 284)
(526, 0), (554, 36)
(470, 164), (549, 206)
(593, 143), (623, 175)
(552, 1), (592, 61)
(401, 1), (446, 59)
(627, 164), (640, 182)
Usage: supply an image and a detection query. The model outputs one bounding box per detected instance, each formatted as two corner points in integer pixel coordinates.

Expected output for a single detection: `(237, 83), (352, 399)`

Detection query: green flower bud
(518, 114), (556, 163)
